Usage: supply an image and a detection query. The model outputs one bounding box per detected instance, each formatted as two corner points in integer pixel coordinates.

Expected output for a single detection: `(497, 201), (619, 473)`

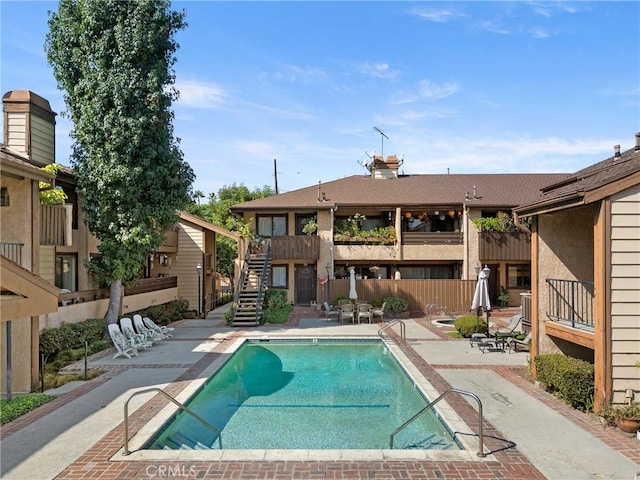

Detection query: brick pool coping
(3, 307), (638, 479)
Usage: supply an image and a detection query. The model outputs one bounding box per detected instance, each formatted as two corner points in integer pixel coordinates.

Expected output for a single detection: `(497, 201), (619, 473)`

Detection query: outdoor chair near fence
(356, 303), (373, 324)
(339, 303), (355, 324)
(371, 302), (386, 323)
(322, 302), (339, 320)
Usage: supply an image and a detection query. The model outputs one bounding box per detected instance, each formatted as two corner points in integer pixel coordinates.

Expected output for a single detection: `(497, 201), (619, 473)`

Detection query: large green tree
(186, 183), (274, 290)
(46, 0), (194, 323)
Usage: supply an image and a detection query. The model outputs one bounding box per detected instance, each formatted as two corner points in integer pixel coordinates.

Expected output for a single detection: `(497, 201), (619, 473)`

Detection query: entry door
(295, 264), (316, 305)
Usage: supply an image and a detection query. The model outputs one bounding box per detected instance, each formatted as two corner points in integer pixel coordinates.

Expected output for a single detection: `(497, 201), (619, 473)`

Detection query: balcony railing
(0, 242), (23, 265)
(270, 235), (320, 260)
(58, 276), (178, 306)
(41, 204), (67, 246)
(546, 278), (594, 330)
(402, 232), (463, 245)
(478, 232), (531, 261)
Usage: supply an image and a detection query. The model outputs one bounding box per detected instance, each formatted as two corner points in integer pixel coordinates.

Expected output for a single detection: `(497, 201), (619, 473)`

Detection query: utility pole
(274, 158), (279, 194)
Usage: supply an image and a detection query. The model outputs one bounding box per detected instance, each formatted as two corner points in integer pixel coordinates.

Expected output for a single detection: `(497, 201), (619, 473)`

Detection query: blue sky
(2, 1), (639, 196)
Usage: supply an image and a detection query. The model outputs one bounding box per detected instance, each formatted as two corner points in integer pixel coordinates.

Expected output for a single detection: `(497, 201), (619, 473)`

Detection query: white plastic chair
(371, 302), (386, 322)
(108, 324), (139, 359)
(120, 317), (152, 349)
(143, 316), (174, 338)
(133, 314), (163, 342)
(356, 303), (373, 324)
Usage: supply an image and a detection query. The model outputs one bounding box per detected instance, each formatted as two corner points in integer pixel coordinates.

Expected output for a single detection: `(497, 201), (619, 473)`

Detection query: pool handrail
(390, 387), (485, 457)
(123, 387), (222, 455)
(378, 319), (406, 345)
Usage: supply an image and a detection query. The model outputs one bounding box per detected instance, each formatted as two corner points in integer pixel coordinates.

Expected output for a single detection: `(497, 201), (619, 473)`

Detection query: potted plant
(600, 402), (640, 433)
(498, 287), (511, 307)
(302, 219), (317, 235)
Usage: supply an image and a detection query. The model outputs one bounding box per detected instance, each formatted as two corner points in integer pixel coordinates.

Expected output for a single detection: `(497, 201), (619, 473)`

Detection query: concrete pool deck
(1, 306), (639, 479)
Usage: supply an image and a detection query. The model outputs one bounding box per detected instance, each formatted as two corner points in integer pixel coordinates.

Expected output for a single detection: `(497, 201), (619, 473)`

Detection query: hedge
(534, 354), (594, 411)
(39, 318), (106, 357)
(454, 314), (487, 337)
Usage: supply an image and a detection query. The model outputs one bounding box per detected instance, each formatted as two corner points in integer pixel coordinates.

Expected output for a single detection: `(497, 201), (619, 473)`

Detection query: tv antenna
(357, 150), (376, 171)
(373, 127), (389, 159)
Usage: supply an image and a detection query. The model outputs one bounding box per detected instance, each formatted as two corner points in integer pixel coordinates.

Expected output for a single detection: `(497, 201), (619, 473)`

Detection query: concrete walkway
(1, 309), (638, 480)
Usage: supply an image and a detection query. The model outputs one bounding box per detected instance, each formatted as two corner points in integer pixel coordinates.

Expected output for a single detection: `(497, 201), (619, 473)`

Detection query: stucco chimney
(2, 90), (56, 166)
(613, 145), (621, 157)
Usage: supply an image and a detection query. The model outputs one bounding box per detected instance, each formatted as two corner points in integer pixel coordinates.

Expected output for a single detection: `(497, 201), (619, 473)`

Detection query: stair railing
(389, 387), (485, 457)
(123, 387), (222, 455)
(254, 241), (272, 323)
(378, 319), (406, 345)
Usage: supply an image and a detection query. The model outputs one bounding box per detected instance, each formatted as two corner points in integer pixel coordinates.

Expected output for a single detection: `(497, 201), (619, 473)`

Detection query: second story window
(296, 214), (317, 235)
(257, 215), (287, 237)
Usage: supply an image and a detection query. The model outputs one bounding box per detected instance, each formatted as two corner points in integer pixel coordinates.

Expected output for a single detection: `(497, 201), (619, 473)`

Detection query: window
(269, 265), (288, 288)
(55, 254), (77, 291)
(295, 214), (317, 235)
(0, 187), (9, 206)
(257, 215), (287, 237)
(508, 264), (531, 288)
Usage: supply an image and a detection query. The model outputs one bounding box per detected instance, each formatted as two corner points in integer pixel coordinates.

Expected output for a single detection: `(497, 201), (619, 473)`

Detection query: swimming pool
(145, 339), (462, 451)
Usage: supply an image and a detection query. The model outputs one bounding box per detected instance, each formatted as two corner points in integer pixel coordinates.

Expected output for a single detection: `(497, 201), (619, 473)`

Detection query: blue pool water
(145, 339), (461, 450)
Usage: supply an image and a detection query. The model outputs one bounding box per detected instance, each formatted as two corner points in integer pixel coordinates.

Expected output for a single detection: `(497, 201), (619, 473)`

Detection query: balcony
(478, 232), (530, 261)
(270, 235), (320, 260)
(41, 204), (68, 246)
(403, 232), (463, 245)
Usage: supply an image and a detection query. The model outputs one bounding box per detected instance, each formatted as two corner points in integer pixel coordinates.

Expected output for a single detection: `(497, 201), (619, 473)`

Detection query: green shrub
(1, 394), (56, 425)
(224, 303), (237, 325)
(262, 289), (292, 324)
(134, 298), (191, 326)
(39, 318), (107, 357)
(454, 314), (487, 337)
(383, 297), (409, 314)
(534, 354), (594, 411)
(265, 289), (289, 309)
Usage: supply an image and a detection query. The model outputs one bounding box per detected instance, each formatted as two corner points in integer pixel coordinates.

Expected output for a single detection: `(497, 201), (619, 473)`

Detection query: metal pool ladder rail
(378, 319), (406, 345)
(390, 387), (486, 457)
(123, 387), (222, 455)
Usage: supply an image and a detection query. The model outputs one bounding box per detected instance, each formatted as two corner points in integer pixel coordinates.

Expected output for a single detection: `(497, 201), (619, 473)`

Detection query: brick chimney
(2, 90), (56, 166)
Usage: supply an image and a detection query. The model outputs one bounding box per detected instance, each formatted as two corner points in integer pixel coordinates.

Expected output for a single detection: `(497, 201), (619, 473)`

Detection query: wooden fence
(326, 278), (476, 314)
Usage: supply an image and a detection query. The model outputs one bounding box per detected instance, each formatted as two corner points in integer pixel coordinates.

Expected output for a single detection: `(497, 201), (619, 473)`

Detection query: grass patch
(447, 331), (463, 338)
(1, 394), (56, 425)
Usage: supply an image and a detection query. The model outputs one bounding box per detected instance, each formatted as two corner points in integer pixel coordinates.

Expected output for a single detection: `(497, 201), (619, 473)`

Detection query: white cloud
(411, 8), (467, 23)
(175, 79), (225, 109)
(478, 20), (512, 35)
(418, 80), (459, 100)
(271, 64), (328, 83)
(530, 26), (551, 38)
(358, 62), (400, 80)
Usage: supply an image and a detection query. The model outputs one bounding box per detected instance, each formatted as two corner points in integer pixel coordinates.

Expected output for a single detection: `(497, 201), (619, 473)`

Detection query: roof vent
(635, 132), (640, 151)
(614, 145), (621, 157)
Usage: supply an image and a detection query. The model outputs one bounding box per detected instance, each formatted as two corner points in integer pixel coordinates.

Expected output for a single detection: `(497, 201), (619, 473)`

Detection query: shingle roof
(515, 144), (640, 215)
(231, 173), (570, 212)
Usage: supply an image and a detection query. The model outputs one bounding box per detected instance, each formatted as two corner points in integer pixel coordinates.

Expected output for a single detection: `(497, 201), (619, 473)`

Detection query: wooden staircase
(232, 242), (271, 327)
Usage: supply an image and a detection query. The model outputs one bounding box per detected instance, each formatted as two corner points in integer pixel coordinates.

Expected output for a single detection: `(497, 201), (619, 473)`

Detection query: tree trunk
(105, 280), (123, 324)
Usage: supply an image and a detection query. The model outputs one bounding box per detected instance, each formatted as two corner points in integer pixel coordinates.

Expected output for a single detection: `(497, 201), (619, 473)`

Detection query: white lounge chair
(133, 314), (163, 342)
(120, 317), (152, 350)
(108, 324), (139, 359)
(143, 316), (174, 338)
